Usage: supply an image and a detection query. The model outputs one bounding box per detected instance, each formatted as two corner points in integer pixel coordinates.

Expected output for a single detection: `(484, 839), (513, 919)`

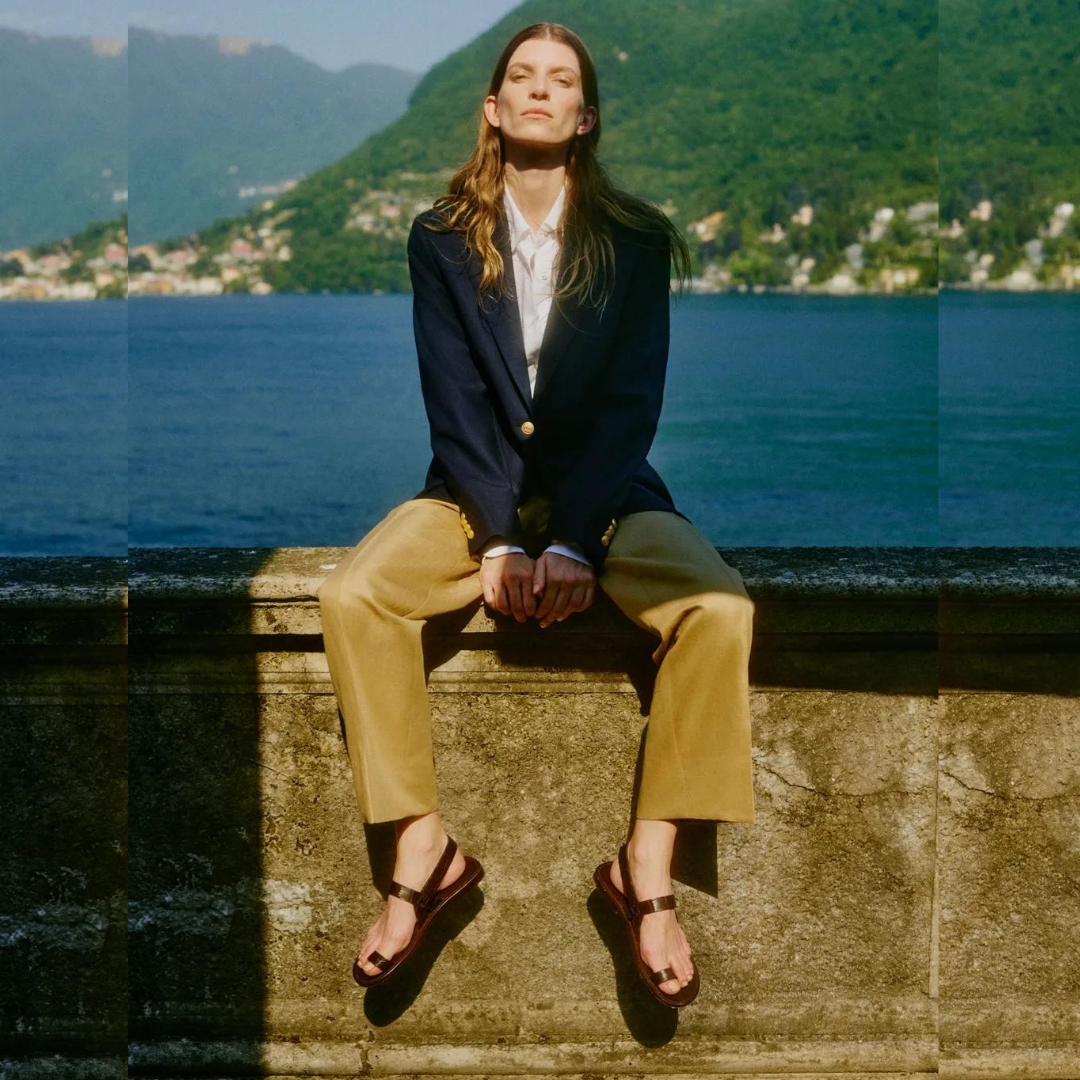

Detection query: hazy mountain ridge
(0, 27), (127, 249)
(128, 26), (419, 244)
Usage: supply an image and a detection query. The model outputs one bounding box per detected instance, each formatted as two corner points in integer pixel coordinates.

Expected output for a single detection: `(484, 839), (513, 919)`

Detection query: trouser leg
(315, 498), (482, 823)
(598, 511), (756, 823)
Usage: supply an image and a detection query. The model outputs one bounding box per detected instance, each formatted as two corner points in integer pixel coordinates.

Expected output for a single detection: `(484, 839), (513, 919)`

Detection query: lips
(522, 110), (553, 118)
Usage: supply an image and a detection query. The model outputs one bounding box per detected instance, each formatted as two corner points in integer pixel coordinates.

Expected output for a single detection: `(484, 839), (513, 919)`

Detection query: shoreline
(6, 282), (1080, 302)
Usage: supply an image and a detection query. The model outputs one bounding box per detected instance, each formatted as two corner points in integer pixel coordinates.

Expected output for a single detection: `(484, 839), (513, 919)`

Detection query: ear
(577, 105), (598, 136)
(483, 95), (501, 129)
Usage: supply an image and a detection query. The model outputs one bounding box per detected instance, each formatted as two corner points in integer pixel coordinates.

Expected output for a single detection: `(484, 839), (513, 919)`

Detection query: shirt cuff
(543, 542), (593, 567)
(481, 542), (527, 560)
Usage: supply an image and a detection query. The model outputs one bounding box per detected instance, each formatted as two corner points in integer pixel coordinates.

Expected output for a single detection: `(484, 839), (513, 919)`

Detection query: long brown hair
(421, 22), (692, 313)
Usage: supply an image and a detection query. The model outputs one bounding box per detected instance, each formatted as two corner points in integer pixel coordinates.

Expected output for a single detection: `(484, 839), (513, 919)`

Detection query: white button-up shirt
(480, 182), (592, 568)
(506, 180), (562, 396)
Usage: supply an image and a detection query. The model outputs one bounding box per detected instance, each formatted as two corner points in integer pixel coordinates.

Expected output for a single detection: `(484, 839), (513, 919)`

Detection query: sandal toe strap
(649, 966), (678, 986)
(387, 880), (421, 906)
(366, 950), (393, 970)
(634, 894), (676, 917)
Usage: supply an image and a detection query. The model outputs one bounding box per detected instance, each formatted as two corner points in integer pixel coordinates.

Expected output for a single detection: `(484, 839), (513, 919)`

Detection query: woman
(317, 22), (756, 1009)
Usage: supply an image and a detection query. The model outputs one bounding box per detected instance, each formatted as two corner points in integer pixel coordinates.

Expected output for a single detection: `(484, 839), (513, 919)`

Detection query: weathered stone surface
(939, 692), (1080, 1063)
(121, 546), (943, 1075)
(5, 548), (1079, 1077)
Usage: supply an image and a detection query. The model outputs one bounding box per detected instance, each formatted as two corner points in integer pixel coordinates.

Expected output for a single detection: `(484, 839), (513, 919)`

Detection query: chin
(506, 131), (569, 150)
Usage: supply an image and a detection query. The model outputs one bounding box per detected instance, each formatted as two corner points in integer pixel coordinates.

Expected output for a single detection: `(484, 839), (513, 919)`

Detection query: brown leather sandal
(593, 842), (700, 1008)
(352, 835), (484, 989)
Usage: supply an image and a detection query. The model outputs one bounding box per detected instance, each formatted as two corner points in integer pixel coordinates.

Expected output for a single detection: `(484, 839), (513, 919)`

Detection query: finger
(583, 581), (595, 609)
(508, 576), (527, 622)
(560, 582), (581, 616)
(535, 575), (557, 621)
(537, 576), (565, 622)
(532, 557), (546, 599)
(568, 582), (588, 613)
(495, 581), (510, 617)
(541, 583), (570, 627)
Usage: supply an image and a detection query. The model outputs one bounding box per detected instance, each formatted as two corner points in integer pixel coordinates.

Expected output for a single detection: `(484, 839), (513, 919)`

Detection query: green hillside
(267, 0), (937, 291)
(0, 213), (127, 300)
(154, 0), (937, 292)
(936, 0), (1080, 285)
(940, 0), (1080, 219)
(356, 0), (937, 213)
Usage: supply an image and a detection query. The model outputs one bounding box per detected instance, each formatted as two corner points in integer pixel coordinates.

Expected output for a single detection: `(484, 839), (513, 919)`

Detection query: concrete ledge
(3, 548), (1079, 1078)
(126, 545), (942, 697)
(939, 547), (1080, 692)
(0, 556), (126, 1080)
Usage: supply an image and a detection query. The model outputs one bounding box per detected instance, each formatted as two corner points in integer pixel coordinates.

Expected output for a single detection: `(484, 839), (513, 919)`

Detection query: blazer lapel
(468, 208), (608, 409)
(532, 278), (602, 403)
(471, 212), (533, 410)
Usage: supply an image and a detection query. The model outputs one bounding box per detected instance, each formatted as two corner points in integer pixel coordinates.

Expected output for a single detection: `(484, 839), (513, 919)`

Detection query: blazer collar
(469, 207), (605, 411)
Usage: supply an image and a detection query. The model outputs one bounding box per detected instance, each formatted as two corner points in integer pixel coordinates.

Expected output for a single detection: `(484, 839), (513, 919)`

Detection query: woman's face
(484, 38), (596, 153)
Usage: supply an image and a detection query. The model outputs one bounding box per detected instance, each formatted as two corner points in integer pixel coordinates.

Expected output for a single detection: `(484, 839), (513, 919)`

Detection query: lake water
(1, 291), (1075, 556)
(1, 299), (127, 556)
(939, 291), (1079, 546)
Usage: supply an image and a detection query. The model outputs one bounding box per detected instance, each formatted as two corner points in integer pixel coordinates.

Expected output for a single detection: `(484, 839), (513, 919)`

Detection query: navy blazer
(407, 205), (690, 570)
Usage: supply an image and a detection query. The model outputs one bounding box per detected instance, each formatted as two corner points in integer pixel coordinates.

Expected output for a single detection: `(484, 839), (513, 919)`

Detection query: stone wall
(1, 548), (1077, 1079)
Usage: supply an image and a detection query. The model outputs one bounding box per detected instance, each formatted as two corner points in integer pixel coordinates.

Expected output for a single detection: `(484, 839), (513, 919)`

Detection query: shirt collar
(503, 182), (565, 251)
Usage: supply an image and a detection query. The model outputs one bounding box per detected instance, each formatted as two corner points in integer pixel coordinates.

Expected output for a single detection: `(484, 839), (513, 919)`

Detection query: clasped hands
(479, 550), (596, 628)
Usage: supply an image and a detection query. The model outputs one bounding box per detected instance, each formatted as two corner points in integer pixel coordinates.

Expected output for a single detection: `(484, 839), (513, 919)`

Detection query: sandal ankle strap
(618, 842), (677, 920)
(617, 843), (637, 905)
(387, 836), (458, 915)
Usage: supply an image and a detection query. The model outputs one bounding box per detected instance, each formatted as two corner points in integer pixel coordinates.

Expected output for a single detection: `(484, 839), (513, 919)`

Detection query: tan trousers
(316, 497), (756, 825)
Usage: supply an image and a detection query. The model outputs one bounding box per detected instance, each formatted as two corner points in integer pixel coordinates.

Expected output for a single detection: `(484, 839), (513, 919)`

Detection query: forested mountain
(940, 0), (1080, 220)
(351, 0), (938, 216)
(149, 0), (936, 292)
(135, 0), (1080, 293)
(128, 27), (418, 244)
(0, 28), (126, 249)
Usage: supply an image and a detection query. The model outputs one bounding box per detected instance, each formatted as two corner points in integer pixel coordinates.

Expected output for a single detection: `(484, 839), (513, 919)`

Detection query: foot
(608, 843), (695, 997)
(355, 832), (467, 977)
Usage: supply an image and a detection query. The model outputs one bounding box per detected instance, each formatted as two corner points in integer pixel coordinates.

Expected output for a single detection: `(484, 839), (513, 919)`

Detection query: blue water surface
(939, 290), (1079, 546)
(127, 292), (937, 549)
(1, 300), (127, 555)
(5, 290), (1075, 554)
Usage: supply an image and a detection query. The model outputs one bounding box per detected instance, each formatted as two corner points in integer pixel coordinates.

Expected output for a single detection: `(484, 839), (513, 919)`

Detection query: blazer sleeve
(408, 218), (525, 556)
(547, 233), (672, 570)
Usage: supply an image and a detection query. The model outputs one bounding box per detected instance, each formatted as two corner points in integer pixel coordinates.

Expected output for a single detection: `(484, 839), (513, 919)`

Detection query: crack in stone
(756, 760), (926, 797)
(939, 767), (1077, 802)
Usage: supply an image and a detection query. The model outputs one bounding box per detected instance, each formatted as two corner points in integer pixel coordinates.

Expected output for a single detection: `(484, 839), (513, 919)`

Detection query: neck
(503, 162), (566, 232)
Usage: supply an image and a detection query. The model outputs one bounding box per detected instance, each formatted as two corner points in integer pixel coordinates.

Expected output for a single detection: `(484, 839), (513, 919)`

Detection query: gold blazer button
(520, 421), (535, 435)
